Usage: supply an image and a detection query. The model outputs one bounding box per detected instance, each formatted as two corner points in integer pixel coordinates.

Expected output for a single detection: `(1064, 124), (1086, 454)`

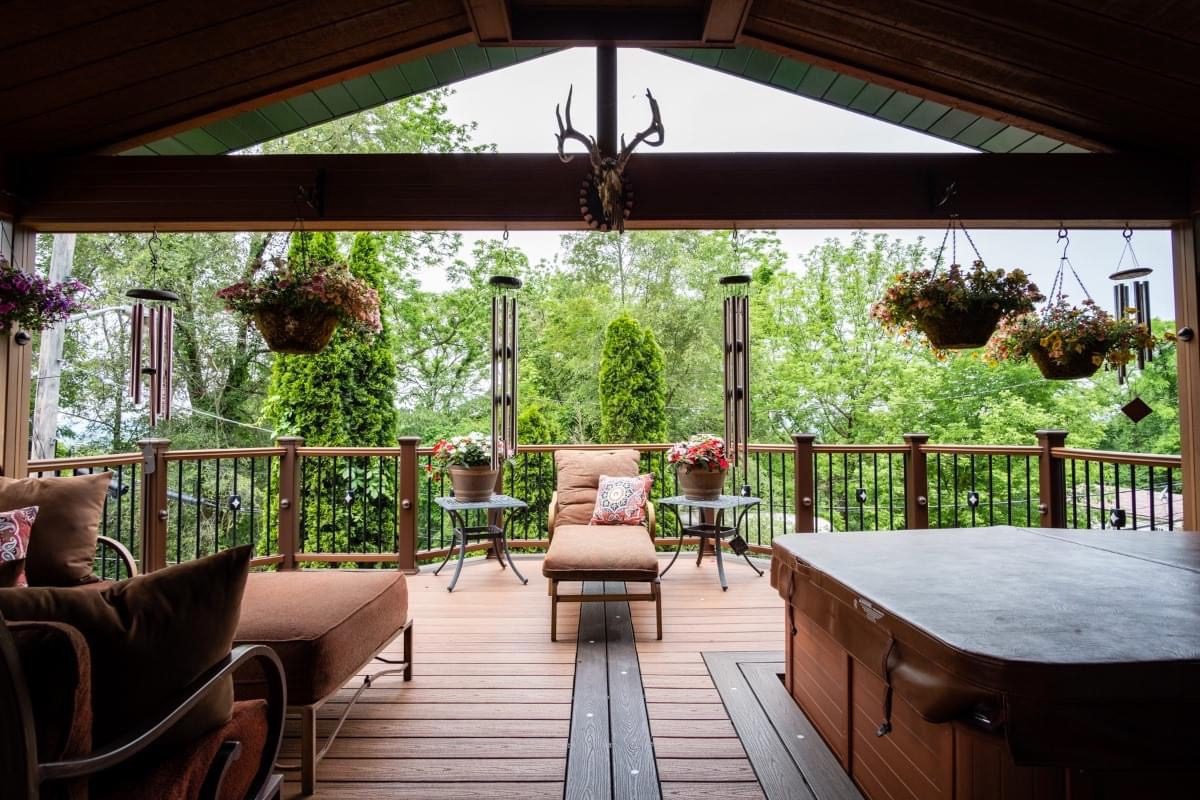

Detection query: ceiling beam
(11, 153), (1190, 232)
(463, 0), (512, 44)
(703, 0), (753, 45)
(505, 7), (707, 47)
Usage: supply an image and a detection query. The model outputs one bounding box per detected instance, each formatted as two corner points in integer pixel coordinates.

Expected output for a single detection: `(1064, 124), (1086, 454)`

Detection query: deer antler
(615, 89), (665, 172)
(555, 85), (602, 171)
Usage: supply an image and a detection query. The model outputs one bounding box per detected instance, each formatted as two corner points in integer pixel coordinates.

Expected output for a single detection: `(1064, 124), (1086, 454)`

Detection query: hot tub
(771, 526), (1200, 800)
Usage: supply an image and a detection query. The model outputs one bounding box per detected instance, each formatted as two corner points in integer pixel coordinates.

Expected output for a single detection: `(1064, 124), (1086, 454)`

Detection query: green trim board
(658, 47), (1086, 154)
(129, 43), (1087, 157)
(132, 45), (556, 156)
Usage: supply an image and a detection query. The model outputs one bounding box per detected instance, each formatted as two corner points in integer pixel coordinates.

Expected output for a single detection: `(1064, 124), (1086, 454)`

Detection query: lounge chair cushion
(543, 524), (660, 582)
(554, 449), (641, 527)
(234, 570), (408, 706)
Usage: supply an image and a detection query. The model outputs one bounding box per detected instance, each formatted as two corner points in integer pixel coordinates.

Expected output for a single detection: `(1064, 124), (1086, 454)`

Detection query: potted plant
(216, 257), (381, 354)
(987, 299), (1157, 380)
(667, 434), (730, 500)
(871, 261), (1042, 350)
(427, 433), (509, 501)
(0, 256), (87, 336)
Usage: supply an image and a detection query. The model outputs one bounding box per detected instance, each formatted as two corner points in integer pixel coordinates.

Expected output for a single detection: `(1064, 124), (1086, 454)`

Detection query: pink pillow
(590, 474), (653, 526)
(0, 506), (39, 587)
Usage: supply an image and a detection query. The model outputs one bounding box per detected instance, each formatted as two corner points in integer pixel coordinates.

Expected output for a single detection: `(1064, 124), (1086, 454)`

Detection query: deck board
(282, 552), (781, 799)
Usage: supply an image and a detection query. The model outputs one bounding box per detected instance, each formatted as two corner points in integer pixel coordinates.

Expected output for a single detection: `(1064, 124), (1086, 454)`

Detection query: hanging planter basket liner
(253, 305), (339, 354)
(916, 306), (1004, 350)
(1029, 344), (1105, 380)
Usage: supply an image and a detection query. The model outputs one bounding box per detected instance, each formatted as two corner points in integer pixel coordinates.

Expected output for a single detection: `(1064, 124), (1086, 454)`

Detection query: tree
(598, 312), (667, 443)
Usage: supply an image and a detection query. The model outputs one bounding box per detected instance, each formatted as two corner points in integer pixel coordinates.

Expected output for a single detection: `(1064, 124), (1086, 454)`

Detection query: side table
(433, 495), (529, 592)
(657, 494), (764, 591)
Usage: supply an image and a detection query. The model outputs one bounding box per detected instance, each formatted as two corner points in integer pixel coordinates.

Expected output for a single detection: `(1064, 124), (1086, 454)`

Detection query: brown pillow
(0, 557), (25, 588)
(0, 472), (113, 586)
(0, 545), (252, 749)
(554, 449), (641, 527)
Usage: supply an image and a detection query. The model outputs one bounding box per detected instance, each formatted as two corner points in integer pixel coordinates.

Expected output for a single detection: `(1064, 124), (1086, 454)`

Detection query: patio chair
(542, 449), (662, 642)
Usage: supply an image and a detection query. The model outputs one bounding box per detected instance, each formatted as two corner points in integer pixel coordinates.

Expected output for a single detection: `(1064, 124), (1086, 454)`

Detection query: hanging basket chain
(1117, 224), (1140, 271)
(1044, 227), (1092, 319)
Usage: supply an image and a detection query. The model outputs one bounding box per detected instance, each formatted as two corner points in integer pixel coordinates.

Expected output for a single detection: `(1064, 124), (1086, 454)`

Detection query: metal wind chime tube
(1110, 225), (1154, 384)
(720, 270), (752, 496)
(126, 230), (179, 427)
(489, 274), (521, 470)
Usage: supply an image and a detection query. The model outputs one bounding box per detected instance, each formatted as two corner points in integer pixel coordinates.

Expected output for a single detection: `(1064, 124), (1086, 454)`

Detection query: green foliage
(518, 401), (563, 445)
(598, 312), (667, 443)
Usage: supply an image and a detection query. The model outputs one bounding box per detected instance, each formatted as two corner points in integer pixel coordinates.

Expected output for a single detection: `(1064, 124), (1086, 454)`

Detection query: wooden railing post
(792, 433), (817, 533)
(276, 436), (303, 570)
(137, 438), (170, 572)
(903, 433), (930, 529)
(0, 225), (35, 479)
(397, 436), (420, 574)
(1035, 430), (1068, 528)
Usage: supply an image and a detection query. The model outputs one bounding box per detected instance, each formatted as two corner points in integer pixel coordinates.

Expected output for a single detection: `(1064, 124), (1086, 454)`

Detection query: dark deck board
(568, 581), (613, 800)
(605, 580), (661, 799)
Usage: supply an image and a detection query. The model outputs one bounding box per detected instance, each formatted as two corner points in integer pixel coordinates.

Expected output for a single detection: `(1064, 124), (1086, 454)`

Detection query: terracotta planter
(449, 465), (498, 501)
(1030, 345), (1104, 380)
(253, 305), (339, 355)
(917, 307), (1004, 350)
(677, 465), (727, 501)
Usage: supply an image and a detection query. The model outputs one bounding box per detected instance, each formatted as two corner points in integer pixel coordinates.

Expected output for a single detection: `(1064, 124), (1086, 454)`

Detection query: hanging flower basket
(1028, 344), (1103, 380)
(987, 299), (1157, 381)
(0, 256), (88, 335)
(871, 261), (1042, 351)
(252, 304), (340, 355)
(217, 256), (381, 355)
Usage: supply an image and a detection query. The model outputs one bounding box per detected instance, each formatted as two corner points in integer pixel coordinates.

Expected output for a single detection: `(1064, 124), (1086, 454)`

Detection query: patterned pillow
(0, 506), (39, 587)
(590, 474), (653, 526)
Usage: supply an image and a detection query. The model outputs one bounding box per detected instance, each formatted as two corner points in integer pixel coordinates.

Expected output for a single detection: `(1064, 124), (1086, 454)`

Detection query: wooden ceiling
(2, 0), (1199, 157)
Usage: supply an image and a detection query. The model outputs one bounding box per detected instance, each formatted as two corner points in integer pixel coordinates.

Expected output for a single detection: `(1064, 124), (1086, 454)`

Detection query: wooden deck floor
(281, 551), (783, 799)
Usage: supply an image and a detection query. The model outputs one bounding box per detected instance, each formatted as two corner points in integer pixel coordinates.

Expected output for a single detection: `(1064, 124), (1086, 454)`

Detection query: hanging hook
(148, 227), (162, 273)
(1123, 223), (1133, 243)
(937, 181), (959, 209)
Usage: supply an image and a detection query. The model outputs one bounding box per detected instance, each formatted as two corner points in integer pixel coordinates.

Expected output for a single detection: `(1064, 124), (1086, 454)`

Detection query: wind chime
(1110, 225), (1154, 387)
(126, 230), (178, 426)
(720, 228), (752, 496)
(489, 231), (520, 470)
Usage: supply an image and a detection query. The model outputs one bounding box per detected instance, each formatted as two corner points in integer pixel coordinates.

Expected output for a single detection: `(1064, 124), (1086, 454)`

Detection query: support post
(1036, 430), (1069, 529)
(397, 436), (420, 574)
(137, 438), (170, 572)
(903, 433), (930, 529)
(792, 434), (817, 532)
(596, 46), (618, 157)
(1171, 218), (1200, 529)
(276, 436), (303, 570)
(1, 224), (36, 478)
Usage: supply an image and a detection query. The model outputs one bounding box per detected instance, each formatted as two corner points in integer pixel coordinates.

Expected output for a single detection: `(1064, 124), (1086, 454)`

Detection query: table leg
(741, 550), (765, 577)
(660, 508), (686, 577)
(447, 528), (469, 592)
(498, 526), (529, 585)
(493, 535), (507, 570)
(714, 534), (729, 591)
(433, 510), (465, 577)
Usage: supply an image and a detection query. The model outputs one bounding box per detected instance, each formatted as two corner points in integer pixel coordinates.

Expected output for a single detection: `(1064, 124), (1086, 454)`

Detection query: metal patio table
(657, 494), (764, 591)
(433, 494), (529, 592)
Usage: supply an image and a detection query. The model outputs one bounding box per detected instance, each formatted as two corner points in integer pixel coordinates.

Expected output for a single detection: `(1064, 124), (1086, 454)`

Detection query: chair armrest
(646, 500), (656, 539)
(96, 535), (139, 578)
(548, 491), (558, 542)
(40, 644), (287, 800)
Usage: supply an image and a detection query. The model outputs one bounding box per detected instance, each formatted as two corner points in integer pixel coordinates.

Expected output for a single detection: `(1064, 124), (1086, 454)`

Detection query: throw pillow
(0, 472), (112, 586)
(0, 545), (252, 749)
(0, 505), (39, 587)
(590, 473), (653, 525)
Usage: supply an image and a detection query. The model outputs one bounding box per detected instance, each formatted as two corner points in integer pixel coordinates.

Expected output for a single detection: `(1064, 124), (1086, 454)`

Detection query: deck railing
(27, 430), (1184, 574)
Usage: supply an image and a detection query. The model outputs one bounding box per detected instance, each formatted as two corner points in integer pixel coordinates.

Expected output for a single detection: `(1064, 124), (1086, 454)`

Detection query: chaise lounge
(541, 449), (662, 642)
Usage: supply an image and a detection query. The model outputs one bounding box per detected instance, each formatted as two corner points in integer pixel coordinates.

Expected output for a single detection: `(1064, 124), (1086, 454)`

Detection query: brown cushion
(542, 524), (660, 582)
(0, 557), (25, 588)
(554, 449), (640, 528)
(234, 570), (409, 706)
(0, 546), (251, 749)
(93, 699), (270, 800)
(0, 472), (112, 586)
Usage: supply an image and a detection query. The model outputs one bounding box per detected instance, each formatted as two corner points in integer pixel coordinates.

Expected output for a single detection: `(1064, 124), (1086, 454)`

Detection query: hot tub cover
(772, 526), (1200, 768)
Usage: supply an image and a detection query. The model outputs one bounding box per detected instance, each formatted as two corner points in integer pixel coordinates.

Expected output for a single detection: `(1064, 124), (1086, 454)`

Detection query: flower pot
(448, 465), (499, 501)
(917, 307), (1004, 350)
(677, 465), (726, 501)
(1030, 345), (1104, 380)
(253, 305), (339, 355)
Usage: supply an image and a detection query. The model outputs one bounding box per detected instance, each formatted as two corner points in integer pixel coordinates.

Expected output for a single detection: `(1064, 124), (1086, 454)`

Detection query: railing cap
(902, 432), (930, 443)
(1034, 430), (1069, 445)
(275, 436), (304, 445)
(791, 433), (818, 444)
(397, 436), (421, 446)
(136, 438), (171, 447)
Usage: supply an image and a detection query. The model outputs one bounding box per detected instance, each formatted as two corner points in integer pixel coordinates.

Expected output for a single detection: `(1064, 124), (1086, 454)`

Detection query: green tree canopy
(598, 312), (667, 443)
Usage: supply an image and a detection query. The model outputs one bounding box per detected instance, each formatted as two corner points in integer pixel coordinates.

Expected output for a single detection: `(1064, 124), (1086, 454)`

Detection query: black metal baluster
(194, 460), (203, 560)
(766, 452), (775, 545)
(1070, 459), (1078, 528)
(249, 457), (258, 553)
(935, 453), (943, 529)
(1148, 465), (1156, 530)
(1167, 468), (1176, 529)
(1024, 457), (1032, 526)
(231, 458), (240, 547)
(872, 454), (880, 530)
(1129, 463), (1138, 530)
(1098, 462), (1107, 529)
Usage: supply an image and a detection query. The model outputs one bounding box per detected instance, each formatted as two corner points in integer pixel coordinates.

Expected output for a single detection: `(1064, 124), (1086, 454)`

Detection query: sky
(438, 47), (1174, 316)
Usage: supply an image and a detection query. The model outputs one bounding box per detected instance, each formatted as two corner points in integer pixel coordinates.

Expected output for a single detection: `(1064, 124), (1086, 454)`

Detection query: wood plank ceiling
(1, 1), (1199, 158)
